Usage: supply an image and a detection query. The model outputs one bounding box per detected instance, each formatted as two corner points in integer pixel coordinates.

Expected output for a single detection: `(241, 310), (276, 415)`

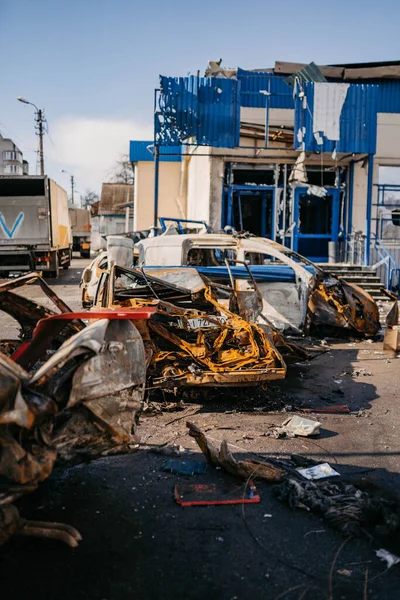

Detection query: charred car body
(92, 265), (287, 389)
(0, 274), (148, 546)
(82, 233), (380, 336)
(135, 234), (380, 336)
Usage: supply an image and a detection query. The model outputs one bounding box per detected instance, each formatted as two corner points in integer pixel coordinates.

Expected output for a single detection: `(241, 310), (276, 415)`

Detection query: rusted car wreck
(0, 274), (148, 547)
(135, 234), (380, 337)
(92, 265), (287, 388)
(0, 268), (292, 547)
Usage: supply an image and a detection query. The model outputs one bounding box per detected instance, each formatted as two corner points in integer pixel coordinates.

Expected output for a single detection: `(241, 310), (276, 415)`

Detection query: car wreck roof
(137, 234), (293, 252)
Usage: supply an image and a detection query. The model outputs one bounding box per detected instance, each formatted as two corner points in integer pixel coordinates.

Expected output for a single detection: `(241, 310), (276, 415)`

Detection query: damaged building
(129, 59), (400, 294)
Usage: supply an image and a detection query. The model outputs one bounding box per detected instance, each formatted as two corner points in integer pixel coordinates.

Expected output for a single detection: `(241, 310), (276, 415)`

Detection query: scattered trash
(174, 481), (260, 506)
(278, 415), (321, 438)
(337, 569), (352, 577)
(263, 514), (273, 518)
(352, 368), (372, 377)
(151, 443), (186, 456)
(187, 421), (284, 482)
(296, 405), (350, 414)
(274, 477), (400, 537)
(161, 459), (207, 476)
(297, 463), (340, 480)
(334, 379), (343, 384)
(376, 548), (400, 569)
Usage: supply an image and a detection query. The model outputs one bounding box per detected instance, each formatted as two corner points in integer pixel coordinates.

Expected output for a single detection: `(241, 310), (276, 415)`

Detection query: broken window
(186, 248), (237, 267)
(232, 168), (275, 186)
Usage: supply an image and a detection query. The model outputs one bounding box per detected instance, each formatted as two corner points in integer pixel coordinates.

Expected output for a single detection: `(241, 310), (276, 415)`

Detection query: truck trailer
(0, 175), (72, 277)
(69, 206), (91, 258)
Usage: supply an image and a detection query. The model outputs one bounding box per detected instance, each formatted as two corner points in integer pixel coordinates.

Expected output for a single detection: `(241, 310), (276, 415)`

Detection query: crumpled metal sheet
(0, 301), (147, 545)
(187, 421), (284, 482)
(308, 275), (380, 336)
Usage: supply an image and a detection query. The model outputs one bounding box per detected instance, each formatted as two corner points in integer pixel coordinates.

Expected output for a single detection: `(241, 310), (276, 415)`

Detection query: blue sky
(1, 0), (400, 196)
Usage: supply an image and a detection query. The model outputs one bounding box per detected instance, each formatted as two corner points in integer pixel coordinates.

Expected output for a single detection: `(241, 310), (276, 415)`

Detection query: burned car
(0, 274), (148, 547)
(92, 265), (287, 388)
(135, 234), (380, 337)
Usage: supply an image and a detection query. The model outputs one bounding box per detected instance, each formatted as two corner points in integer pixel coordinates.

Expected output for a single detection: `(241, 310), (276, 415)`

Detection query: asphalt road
(1, 263), (400, 599)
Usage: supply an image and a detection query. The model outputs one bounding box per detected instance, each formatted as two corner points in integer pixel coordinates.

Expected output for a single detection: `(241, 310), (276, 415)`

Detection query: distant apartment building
(0, 133), (29, 175)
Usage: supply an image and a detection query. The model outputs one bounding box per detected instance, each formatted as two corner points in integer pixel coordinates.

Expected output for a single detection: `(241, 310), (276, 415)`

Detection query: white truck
(0, 175), (72, 277)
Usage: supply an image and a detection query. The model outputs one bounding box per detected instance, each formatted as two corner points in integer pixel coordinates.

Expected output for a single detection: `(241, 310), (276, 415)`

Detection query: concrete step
(318, 264), (375, 273)
(339, 275), (381, 281)
(326, 268), (377, 275)
(347, 282), (383, 289)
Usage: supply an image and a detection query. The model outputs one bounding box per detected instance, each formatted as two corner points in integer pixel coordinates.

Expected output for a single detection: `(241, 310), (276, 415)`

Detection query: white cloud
(45, 116), (153, 195)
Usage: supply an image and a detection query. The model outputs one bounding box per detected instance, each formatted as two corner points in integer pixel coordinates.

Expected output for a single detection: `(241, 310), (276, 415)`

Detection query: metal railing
(344, 232), (366, 266)
(344, 231), (398, 291)
(369, 233), (396, 290)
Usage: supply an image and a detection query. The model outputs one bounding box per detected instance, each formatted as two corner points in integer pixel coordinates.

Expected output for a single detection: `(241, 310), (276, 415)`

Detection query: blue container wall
(237, 70), (400, 114)
(237, 69), (294, 109)
(156, 76), (240, 148)
(294, 82), (378, 154)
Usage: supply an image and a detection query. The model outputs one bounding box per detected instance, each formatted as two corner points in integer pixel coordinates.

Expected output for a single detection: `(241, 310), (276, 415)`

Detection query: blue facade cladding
(155, 76), (240, 148)
(374, 80), (400, 113)
(237, 70), (400, 114)
(294, 82), (378, 154)
(237, 69), (294, 109)
(129, 141), (181, 162)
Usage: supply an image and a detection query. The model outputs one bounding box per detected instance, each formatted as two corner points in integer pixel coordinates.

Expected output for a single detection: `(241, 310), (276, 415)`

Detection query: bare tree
(81, 188), (99, 209)
(108, 154), (134, 184)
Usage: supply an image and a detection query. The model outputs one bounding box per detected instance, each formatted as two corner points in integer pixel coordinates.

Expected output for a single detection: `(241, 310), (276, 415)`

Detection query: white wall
(376, 113), (400, 161)
(186, 151), (212, 222)
(240, 107), (294, 128)
(134, 161), (183, 230)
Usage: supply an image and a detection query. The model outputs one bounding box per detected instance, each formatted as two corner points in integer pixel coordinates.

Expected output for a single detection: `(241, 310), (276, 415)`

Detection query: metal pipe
(264, 95), (269, 149)
(365, 154), (374, 265)
(153, 88), (160, 235)
(282, 164), (287, 245)
(153, 145), (160, 233)
(347, 161), (354, 235)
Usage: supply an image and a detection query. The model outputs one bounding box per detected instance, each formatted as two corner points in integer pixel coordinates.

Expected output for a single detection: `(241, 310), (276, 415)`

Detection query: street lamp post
(17, 97), (46, 176)
(61, 169), (75, 204)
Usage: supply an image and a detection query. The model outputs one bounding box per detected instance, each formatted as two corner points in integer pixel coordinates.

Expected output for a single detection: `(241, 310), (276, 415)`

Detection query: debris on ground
(272, 415), (321, 438)
(382, 289), (400, 351)
(174, 481), (260, 506)
(296, 463), (340, 480)
(295, 405), (350, 414)
(150, 443), (187, 456)
(161, 459), (207, 476)
(376, 548), (400, 569)
(274, 477), (400, 539)
(187, 421), (284, 482)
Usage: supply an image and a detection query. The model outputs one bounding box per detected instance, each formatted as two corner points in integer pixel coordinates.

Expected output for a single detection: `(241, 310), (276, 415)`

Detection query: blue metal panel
(294, 82), (378, 154)
(377, 80), (400, 113)
(155, 76), (240, 148)
(238, 69), (400, 113)
(237, 69), (294, 109)
(346, 79), (400, 113)
(195, 265), (315, 283)
(129, 141), (182, 162)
